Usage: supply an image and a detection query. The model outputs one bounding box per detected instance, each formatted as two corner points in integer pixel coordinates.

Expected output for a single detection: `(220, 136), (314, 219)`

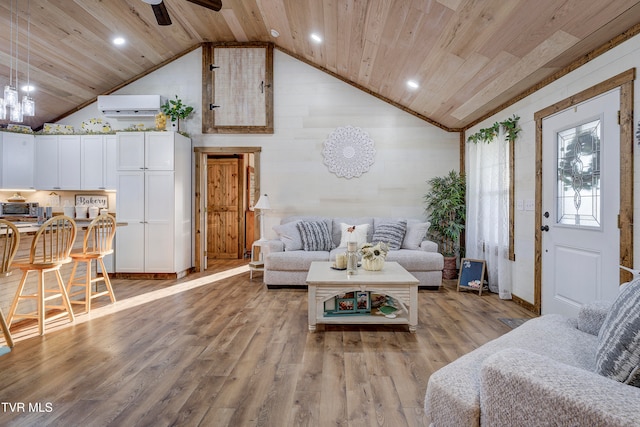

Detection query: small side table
(249, 240), (265, 280)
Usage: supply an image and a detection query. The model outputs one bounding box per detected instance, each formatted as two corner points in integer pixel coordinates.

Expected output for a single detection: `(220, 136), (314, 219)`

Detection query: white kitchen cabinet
(34, 135), (81, 190)
(115, 131), (174, 171)
(115, 132), (191, 276)
(1, 132), (35, 189)
(81, 134), (117, 190)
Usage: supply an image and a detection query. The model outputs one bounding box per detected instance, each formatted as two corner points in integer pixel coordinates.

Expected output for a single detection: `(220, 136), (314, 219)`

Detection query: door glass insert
(557, 119), (601, 227)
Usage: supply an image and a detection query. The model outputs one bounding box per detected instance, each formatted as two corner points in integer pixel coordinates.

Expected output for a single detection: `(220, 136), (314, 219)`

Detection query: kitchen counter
(6, 219), (126, 235)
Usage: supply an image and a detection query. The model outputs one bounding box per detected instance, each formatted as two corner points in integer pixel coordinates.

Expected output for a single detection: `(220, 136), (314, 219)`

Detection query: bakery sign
(75, 194), (108, 208)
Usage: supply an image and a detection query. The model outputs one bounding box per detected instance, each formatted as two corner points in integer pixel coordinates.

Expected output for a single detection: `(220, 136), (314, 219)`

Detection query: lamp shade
(254, 194), (271, 210)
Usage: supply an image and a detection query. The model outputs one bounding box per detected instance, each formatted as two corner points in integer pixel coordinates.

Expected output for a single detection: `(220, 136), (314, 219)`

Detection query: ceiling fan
(142, 0), (222, 26)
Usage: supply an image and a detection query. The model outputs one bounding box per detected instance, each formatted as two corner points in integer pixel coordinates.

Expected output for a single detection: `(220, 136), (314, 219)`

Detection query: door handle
(540, 225), (549, 232)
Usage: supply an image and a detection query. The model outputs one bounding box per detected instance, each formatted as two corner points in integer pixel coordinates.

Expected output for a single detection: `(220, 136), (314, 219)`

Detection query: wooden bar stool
(66, 214), (117, 313)
(0, 220), (20, 347)
(7, 215), (77, 336)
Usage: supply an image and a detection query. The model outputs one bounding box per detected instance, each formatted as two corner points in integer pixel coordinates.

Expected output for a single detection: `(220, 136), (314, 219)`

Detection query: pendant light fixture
(21, 0), (34, 117)
(4, 0), (18, 112)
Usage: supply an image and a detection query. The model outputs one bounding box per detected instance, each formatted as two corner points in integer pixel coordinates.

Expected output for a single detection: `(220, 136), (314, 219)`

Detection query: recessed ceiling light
(270, 29), (280, 38)
(113, 37), (126, 46)
(22, 85), (35, 92)
(407, 80), (419, 89)
(310, 33), (323, 43)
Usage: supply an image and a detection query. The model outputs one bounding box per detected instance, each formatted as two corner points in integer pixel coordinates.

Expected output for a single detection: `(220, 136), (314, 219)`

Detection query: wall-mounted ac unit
(97, 94), (164, 118)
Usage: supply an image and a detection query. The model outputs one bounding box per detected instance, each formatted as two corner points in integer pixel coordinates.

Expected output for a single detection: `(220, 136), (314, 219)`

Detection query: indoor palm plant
(424, 170), (466, 279)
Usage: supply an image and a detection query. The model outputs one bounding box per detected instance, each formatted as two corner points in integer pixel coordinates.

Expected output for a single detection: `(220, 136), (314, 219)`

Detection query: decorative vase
(363, 257), (385, 271)
(167, 118), (178, 132)
(346, 242), (358, 275)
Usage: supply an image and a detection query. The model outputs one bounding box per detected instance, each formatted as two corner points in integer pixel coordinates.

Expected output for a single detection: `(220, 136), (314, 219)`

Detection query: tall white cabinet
(115, 132), (191, 276)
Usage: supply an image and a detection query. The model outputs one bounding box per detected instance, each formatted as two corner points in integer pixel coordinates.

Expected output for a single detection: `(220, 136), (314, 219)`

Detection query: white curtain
(466, 137), (512, 299)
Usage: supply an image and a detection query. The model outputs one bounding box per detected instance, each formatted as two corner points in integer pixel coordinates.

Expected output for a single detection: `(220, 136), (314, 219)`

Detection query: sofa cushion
(273, 221), (303, 251)
(385, 249), (443, 271)
(337, 222), (369, 248)
(332, 217), (374, 247)
(402, 221), (430, 250)
(372, 220), (407, 250)
(297, 220), (334, 251)
(595, 278), (640, 386)
(265, 251), (329, 271)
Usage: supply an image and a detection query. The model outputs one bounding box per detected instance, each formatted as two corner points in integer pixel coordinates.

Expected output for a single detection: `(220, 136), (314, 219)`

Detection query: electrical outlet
(525, 199), (535, 211)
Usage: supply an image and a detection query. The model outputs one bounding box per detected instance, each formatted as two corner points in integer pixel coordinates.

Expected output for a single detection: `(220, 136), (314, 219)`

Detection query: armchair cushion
(577, 300), (612, 336)
(596, 278), (640, 386)
(481, 348), (640, 426)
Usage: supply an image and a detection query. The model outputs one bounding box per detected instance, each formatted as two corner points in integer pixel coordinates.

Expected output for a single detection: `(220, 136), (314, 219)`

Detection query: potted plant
(424, 170), (466, 279)
(161, 95), (194, 132)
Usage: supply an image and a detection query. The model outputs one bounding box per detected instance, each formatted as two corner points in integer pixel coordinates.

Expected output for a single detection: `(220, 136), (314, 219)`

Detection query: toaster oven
(0, 202), (39, 217)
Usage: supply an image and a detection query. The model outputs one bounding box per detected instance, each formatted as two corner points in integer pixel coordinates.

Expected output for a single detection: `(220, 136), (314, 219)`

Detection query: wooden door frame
(194, 146), (262, 271)
(533, 68), (635, 315)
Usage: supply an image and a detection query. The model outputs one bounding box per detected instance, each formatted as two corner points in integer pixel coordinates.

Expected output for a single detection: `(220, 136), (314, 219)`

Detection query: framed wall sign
(75, 194), (108, 208)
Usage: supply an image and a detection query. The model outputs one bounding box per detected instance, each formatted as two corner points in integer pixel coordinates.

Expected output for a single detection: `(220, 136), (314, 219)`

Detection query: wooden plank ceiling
(0, 0), (639, 132)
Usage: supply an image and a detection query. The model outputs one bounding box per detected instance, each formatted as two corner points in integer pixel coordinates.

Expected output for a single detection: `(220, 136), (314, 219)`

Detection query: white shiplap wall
(466, 33), (640, 305)
(64, 48), (459, 240)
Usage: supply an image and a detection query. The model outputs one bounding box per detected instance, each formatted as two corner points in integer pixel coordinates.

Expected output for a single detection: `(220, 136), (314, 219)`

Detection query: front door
(541, 89), (620, 316)
(207, 157), (242, 260)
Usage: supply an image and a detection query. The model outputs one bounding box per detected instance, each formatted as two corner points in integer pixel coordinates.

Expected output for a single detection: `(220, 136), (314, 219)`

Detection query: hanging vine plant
(467, 114), (521, 144)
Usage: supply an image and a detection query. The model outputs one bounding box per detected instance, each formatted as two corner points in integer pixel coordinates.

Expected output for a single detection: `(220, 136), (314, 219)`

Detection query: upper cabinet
(81, 134), (117, 190)
(202, 42), (274, 134)
(0, 132), (35, 190)
(115, 131), (175, 171)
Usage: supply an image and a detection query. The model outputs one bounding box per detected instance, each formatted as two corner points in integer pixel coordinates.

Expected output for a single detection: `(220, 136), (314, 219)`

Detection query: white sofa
(262, 216), (444, 289)
(424, 279), (640, 426)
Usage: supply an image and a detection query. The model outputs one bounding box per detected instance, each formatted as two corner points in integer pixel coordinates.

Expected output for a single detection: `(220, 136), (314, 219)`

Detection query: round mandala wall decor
(322, 125), (375, 179)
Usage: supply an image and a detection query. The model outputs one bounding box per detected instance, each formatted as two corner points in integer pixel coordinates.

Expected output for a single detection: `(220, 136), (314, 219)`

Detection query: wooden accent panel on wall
(202, 42), (274, 134)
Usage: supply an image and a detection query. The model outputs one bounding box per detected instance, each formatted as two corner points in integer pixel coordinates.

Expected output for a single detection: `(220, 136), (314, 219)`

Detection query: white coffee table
(306, 261), (419, 332)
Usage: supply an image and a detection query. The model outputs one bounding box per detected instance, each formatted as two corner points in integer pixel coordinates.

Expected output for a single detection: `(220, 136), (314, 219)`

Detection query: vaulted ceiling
(1, 0), (640, 132)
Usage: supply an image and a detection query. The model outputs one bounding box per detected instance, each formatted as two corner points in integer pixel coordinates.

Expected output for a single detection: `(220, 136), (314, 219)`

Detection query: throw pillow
(595, 278), (640, 387)
(297, 220), (334, 251)
(372, 220), (407, 250)
(273, 221), (303, 251)
(338, 223), (369, 248)
(402, 222), (430, 250)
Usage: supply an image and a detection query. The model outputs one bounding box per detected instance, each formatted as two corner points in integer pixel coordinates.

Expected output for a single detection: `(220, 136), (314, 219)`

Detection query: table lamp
(254, 194), (271, 242)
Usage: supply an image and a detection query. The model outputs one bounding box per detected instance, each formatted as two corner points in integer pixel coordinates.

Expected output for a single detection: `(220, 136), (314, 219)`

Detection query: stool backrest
(0, 220), (20, 276)
(29, 215), (77, 264)
(83, 214), (116, 255)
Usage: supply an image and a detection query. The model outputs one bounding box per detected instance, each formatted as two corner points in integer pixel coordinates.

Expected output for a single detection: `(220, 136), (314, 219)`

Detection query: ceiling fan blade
(151, 2), (172, 26)
(186, 0), (222, 12)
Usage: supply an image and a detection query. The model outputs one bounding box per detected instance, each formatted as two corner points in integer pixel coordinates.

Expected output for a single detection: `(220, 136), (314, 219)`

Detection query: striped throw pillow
(297, 220), (334, 251)
(595, 278), (640, 386)
(372, 220), (407, 250)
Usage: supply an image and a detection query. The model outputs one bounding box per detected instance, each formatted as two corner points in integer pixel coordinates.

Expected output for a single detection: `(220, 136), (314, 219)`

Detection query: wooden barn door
(207, 157), (242, 260)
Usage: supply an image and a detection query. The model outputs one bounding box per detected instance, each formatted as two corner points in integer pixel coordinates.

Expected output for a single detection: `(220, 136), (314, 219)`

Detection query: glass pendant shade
(10, 103), (22, 122)
(3, 85), (18, 109)
(22, 95), (35, 116)
(0, 98), (5, 120)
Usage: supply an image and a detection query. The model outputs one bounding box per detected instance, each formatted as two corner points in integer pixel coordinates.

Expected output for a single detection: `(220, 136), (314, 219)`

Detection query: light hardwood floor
(0, 260), (535, 426)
